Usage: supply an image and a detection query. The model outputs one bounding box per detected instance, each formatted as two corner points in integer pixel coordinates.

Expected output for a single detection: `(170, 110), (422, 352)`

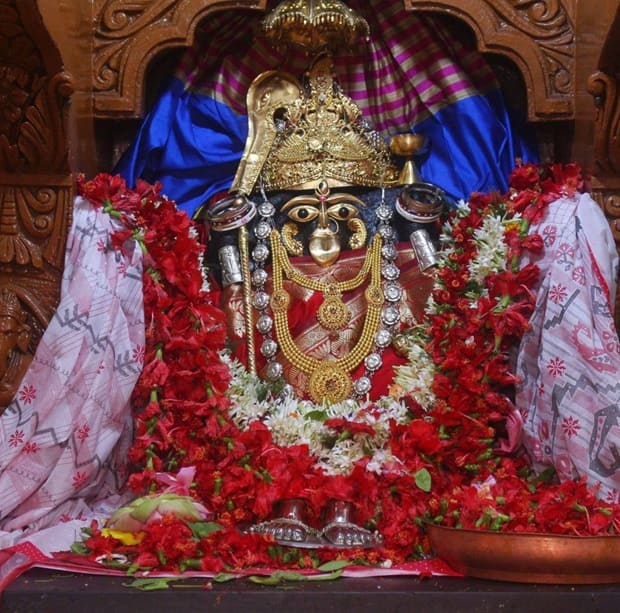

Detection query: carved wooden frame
(2, 0), (615, 409)
(93, 0), (268, 117)
(91, 0), (575, 122)
(405, 0), (575, 121)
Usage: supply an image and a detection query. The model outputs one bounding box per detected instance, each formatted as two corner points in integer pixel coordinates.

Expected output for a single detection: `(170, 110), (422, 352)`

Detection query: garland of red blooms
(72, 164), (620, 574)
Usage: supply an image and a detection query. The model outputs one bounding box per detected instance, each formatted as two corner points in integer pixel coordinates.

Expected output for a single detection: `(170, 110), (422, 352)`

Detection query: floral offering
(71, 163), (620, 575)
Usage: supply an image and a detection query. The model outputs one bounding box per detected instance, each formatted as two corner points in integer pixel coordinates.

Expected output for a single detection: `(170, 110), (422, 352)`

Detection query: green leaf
(188, 521), (224, 539)
(122, 577), (181, 591)
(316, 559), (351, 572)
(70, 542), (90, 555)
(304, 570), (344, 582)
(247, 569), (343, 586)
(248, 570), (305, 585)
(124, 496), (160, 523)
(414, 468), (432, 492)
(212, 572), (240, 583)
(304, 410), (328, 422)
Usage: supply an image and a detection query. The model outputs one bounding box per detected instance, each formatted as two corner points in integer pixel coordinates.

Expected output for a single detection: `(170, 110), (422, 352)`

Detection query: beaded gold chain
(274, 228), (380, 331)
(276, 238), (376, 294)
(270, 230), (384, 403)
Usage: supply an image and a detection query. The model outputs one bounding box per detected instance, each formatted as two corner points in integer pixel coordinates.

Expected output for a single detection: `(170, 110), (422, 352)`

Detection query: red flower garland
(73, 163), (620, 574)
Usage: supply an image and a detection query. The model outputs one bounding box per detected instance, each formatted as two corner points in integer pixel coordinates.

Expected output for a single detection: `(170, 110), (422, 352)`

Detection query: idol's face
(280, 181), (366, 267)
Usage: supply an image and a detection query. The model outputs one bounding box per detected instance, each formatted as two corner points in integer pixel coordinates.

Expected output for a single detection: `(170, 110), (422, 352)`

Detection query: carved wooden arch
(93, 0), (575, 122)
(93, 0), (268, 117)
(405, 0), (574, 121)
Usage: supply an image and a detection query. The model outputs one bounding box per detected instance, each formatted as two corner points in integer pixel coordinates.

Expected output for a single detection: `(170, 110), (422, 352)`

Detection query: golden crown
(260, 0), (370, 53)
(231, 54), (399, 195)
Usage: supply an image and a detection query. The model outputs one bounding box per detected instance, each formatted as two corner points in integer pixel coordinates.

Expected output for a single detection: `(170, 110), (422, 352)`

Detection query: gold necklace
(270, 230), (384, 404)
(274, 231), (379, 331)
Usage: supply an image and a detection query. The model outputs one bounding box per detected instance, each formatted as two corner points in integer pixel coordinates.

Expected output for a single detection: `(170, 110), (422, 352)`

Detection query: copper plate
(428, 524), (620, 584)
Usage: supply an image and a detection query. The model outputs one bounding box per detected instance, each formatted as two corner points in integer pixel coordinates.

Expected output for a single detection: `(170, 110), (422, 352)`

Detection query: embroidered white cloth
(0, 197), (144, 543)
(517, 193), (620, 502)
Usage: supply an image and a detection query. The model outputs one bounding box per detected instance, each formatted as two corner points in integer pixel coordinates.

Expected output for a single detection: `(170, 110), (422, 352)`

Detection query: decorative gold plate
(428, 525), (620, 584)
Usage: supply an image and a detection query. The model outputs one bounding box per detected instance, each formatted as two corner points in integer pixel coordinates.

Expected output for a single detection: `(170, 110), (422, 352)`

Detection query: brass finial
(261, 0), (370, 53)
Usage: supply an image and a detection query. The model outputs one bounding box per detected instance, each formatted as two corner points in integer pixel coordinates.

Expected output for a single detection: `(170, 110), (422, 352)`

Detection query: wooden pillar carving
(587, 6), (620, 325)
(0, 0), (73, 410)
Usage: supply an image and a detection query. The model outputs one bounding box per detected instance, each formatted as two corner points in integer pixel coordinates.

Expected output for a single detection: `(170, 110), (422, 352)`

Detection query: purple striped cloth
(178, 0), (497, 136)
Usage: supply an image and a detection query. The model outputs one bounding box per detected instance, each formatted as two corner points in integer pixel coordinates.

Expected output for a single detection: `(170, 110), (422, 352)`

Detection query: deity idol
(115, 0), (537, 547)
(204, 8), (449, 546)
(207, 54), (444, 406)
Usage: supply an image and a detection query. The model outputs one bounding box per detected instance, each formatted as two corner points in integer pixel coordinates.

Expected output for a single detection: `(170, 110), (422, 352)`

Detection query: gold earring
(281, 222), (304, 256)
(347, 218), (367, 250)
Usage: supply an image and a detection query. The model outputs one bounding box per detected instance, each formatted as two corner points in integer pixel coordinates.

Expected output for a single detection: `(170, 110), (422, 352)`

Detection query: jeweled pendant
(252, 268), (268, 286)
(376, 204), (393, 221)
(258, 202), (276, 217)
(252, 243), (270, 262)
(261, 339), (278, 358)
(381, 243), (397, 261)
(382, 305), (400, 326)
(256, 314), (273, 334)
(308, 362), (352, 404)
(384, 282), (403, 302)
(317, 292), (351, 330)
(375, 328), (393, 348)
(364, 353), (382, 372)
(382, 262), (400, 281)
(255, 220), (272, 240)
(253, 291), (270, 310)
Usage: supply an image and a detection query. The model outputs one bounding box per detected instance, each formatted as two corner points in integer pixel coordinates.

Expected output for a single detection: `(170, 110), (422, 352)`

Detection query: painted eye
(287, 206), (319, 223)
(326, 203), (358, 221)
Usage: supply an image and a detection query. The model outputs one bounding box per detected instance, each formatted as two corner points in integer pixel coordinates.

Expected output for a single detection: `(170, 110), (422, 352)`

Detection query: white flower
(468, 215), (507, 285)
(366, 448), (403, 475)
(393, 344), (436, 411)
(317, 438), (366, 476)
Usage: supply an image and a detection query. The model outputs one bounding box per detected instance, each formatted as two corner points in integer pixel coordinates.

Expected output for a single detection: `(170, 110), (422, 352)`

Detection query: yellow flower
(101, 528), (145, 545)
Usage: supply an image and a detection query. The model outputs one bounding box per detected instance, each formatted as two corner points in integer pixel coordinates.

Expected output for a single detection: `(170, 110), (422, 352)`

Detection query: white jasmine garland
(392, 343), (437, 411)
(366, 448), (404, 475)
(468, 215), (507, 284)
(190, 226), (211, 292)
(222, 351), (414, 476)
(316, 438), (366, 475)
(223, 355), (272, 427)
